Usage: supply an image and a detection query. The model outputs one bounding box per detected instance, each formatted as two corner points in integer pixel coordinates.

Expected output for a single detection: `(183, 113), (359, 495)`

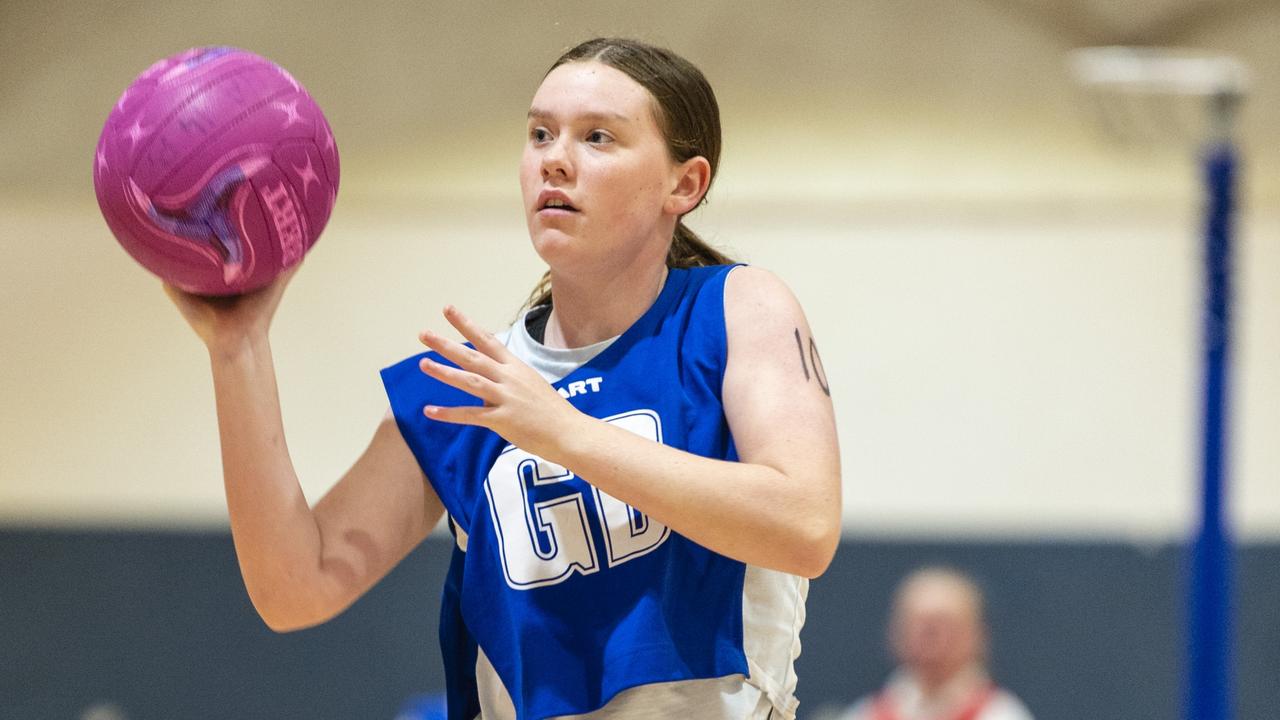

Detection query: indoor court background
(1, 2), (1277, 719)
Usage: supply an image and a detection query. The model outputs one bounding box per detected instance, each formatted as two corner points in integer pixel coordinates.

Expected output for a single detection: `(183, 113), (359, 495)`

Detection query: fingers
(419, 328), (500, 379)
(418, 306), (514, 376)
(415, 304), (532, 432)
(423, 402), (491, 426)
(268, 261), (304, 295)
(279, 261), (304, 283)
(418, 356), (499, 404)
(441, 305), (514, 362)
(162, 282), (204, 307)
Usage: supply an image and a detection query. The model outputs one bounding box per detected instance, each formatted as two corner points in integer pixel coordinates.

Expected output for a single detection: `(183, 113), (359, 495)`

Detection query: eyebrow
(527, 107), (634, 124)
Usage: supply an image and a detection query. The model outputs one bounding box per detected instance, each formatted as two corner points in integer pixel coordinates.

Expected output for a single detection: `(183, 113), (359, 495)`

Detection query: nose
(540, 137), (572, 181)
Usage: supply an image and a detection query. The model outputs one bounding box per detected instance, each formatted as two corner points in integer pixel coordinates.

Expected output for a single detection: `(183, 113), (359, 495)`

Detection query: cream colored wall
(3, 192), (1276, 538)
(1, 1), (1276, 538)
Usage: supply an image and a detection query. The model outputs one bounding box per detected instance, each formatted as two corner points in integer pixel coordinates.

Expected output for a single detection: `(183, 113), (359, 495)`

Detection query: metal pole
(1186, 91), (1238, 720)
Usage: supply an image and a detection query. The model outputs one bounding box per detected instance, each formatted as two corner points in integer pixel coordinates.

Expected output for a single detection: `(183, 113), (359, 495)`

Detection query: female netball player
(166, 38), (840, 720)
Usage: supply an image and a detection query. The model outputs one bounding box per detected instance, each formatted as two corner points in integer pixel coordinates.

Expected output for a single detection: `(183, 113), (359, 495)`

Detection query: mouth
(537, 192), (579, 214)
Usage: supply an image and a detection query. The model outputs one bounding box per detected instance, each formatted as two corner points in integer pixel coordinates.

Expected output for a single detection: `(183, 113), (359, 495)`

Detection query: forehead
(897, 575), (980, 617)
(528, 60), (655, 125)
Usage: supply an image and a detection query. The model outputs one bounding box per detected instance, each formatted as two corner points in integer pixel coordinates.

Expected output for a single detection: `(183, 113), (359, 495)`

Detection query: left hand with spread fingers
(417, 304), (582, 459)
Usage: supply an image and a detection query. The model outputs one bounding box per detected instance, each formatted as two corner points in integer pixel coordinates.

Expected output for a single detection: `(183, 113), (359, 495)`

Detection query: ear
(664, 155), (712, 216)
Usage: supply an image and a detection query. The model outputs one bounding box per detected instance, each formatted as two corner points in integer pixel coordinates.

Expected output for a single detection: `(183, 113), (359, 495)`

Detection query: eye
(530, 127), (552, 143)
(586, 130), (614, 145)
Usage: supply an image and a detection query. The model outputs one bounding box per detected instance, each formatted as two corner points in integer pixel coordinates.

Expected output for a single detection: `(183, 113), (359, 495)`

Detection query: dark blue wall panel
(1, 530), (1275, 720)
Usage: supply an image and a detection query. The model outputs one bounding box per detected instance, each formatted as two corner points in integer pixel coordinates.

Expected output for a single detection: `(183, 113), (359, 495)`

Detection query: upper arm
(721, 266), (841, 538)
(307, 411), (446, 618)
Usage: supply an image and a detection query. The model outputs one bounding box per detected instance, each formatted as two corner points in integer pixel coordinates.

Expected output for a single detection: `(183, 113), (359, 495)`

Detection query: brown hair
(523, 37), (734, 310)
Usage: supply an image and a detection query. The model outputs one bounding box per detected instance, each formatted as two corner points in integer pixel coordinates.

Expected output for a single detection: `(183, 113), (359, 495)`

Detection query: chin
(530, 232), (580, 266)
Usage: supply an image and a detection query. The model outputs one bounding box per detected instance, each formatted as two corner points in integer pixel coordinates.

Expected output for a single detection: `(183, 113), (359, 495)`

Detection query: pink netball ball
(93, 47), (339, 295)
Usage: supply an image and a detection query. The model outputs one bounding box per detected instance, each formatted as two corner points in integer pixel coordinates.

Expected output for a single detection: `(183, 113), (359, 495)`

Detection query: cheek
(519, 152), (538, 192)
(609, 165), (668, 219)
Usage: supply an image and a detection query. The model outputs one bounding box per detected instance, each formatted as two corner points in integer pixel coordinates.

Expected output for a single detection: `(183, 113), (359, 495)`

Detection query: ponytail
(668, 220), (734, 268)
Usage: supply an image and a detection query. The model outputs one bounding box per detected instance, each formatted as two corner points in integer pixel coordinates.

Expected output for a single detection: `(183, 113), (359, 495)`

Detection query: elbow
(761, 522), (838, 579)
(795, 524), (840, 579)
(260, 611), (324, 634)
(777, 468), (842, 579)
(760, 491), (840, 578)
(792, 500), (840, 578)
(246, 584), (336, 634)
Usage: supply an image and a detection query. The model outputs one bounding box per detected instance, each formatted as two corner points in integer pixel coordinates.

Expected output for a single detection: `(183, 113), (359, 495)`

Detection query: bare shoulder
(722, 265), (807, 332)
(724, 265), (800, 307)
(989, 690), (1036, 720)
(721, 264), (831, 399)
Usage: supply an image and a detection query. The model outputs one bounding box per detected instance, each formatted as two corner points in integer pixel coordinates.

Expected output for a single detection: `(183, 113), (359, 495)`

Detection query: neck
(544, 260), (669, 349)
(913, 664), (985, 700)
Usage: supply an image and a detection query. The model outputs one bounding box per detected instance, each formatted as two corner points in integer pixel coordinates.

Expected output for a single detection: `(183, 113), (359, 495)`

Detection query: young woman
(167, 38), (840, 720)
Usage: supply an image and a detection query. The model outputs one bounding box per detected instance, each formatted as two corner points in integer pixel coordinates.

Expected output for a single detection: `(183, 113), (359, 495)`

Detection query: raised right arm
(167, 271), (443, 632)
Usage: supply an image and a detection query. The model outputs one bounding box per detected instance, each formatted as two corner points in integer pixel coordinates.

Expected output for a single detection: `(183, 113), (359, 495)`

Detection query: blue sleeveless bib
(381, 265), (748, 720)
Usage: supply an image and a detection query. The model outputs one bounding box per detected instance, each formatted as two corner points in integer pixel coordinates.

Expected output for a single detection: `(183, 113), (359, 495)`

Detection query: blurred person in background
(842, 567), (1033, 720)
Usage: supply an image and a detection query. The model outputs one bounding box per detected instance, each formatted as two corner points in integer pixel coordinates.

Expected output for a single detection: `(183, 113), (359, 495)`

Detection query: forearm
(207, 334), (328, 627)
(413, 296), (841, 575)
(554, 414), (839, 578)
